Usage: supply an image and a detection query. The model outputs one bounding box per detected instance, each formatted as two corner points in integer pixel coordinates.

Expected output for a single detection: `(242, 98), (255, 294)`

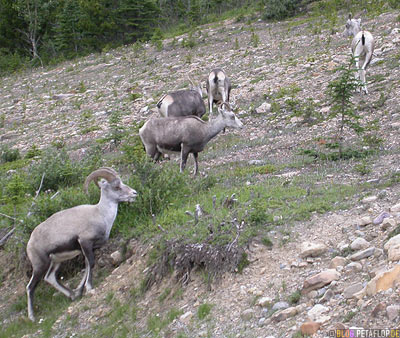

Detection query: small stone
(359, 216), (372, 226)
(302, 269), (340, 294)
(346, 262), (363, 272)
(330, 256), (347, 269)
(382, 218), (396, 231)
(257, 296), (272, 307)
(386, 305), (400, 321)
(350, 238), (370, 251)
(271, 307), (298, 322)
(391, 203), (400, 212)
(384, 235), (400, 261)
(272, 301), (289, 311)
(300, 242), (328, 258)
(307, 304), (329, 322)
(373, 212), (391, 225)
(307, 290), (318, 299)
(362, 195), (377, 203)
(301, 322), (321, 336)
(110, 250), (123, 265)
(255, 102), (271, 114)
(248, 160), (265, 166)
(371, 303), (386, 317)
(180, 311), (193, 323)
(349, 247), (375, 261)
(241, 309), (255, 321)
(258, 317), (266, 326)
(319, 289), (334, 303)
(343, 283), (364, 299)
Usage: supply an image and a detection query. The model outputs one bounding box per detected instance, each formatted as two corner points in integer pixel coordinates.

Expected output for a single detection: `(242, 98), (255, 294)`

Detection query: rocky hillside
(1, 5), (400, 338)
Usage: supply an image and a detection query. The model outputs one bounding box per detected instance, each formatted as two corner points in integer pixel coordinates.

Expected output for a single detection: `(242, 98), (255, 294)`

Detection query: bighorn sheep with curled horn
(343, 14), (374, 94)
(206, 68), (231, 114)
(139, 102), (243, 175)
(157, 75), (205, 118)
(26, 167), (137, 321)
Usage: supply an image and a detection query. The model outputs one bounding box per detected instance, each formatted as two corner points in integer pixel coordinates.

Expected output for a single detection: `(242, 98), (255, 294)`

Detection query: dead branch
(0, 212), (17, 221)
(27, 173), (45, 217)
(0, 227), (15, 247)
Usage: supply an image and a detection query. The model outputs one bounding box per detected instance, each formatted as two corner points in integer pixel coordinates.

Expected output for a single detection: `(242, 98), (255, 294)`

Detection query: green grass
(197, 303), (213, 320)
(0, 285), (73, 338)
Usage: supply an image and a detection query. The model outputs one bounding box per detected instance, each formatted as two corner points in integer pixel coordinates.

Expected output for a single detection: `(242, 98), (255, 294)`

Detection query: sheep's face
(100, 179), (137, 203)
(218, 105), (243, 130)
(343, 18), (361, 37)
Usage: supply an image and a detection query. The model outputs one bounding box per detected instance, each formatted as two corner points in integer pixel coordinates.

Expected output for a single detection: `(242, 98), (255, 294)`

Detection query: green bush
(0, 49), (27, 76)
(1, 146), (21, 163)
(28, 148), (94, 193)
(263, 0), (302, 21)
(115, 160), (192, 236)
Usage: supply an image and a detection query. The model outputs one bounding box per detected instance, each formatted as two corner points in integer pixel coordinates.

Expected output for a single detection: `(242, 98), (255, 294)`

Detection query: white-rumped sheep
(343, 14), (374, 94)
(206, 69), (231, 114)
(157, 84), (205, 118)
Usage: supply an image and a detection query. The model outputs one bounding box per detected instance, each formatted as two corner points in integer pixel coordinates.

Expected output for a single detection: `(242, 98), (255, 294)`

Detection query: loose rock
(386, 305), (400, 321)
(349, 247), (375, 261)
(302, 269), (340, 294)
(384, 235), (400, 261)
(350, 238), (370, 251)
(300, 321), (321, 336)
(307, 304), (329, 322)
(343, 283), (364, 299)
(365, 265), (400, 296)
(300, 242), (328, 258)
(272, 307), (298, 322)
(330, 256), (347, 269)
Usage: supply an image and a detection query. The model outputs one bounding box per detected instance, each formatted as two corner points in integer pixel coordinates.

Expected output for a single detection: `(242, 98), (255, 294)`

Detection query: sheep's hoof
(72, 289), (83, 300)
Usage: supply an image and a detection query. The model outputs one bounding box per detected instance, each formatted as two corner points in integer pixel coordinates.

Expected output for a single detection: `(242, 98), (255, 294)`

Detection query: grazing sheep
(206, 69), (231, 114)
(343, 14), (374, 94)
(139, 103), (243, 175)
(157, 83), (205, 118)
(26, 167), (137, 321)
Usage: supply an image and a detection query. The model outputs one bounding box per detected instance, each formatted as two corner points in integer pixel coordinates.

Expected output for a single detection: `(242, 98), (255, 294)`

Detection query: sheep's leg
(73, 266), (88, 298)
(180, 145), (190, 173)
(153, 150), (162, 162)
(193, 153), (199, 176)
(44, 260), (75, 300)
(208, 92), (214, 114)
(78, 239), (95, 292)
(145, 144), (161, 162)
(361, 53), (372, 94)
(222, 89), (227, 104)
(353, 53), (363, 92)
(27, 264), (48, 321)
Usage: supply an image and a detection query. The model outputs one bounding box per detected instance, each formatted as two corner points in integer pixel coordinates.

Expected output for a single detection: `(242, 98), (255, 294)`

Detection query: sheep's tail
(361, 33), (365, 45)
(213, 73), (218, 84)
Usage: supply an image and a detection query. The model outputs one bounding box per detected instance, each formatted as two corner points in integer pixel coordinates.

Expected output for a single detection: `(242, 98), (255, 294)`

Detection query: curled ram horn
(84, 167), (120, 194)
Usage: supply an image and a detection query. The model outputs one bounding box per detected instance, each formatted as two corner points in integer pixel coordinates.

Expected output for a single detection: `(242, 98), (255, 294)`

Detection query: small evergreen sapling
(326, 54), (364, 157)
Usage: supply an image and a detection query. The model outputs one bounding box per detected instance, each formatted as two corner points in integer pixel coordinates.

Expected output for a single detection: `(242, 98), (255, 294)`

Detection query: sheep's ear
(98, 179), (108, 189)
(348, 13), (352, 19)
